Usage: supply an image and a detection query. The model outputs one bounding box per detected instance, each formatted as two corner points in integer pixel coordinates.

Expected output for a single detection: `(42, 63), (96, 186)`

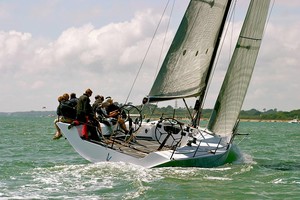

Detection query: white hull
(57, 121), (232, 168)
(288, 119), (299, 124)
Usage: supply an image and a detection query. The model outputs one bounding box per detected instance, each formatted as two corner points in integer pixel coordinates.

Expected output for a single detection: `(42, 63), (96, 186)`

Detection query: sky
(0, 0), (299, 112)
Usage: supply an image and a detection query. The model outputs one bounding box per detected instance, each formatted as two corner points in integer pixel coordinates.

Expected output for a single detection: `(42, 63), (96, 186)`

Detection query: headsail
(207, 0), (271, 141)
(148, 0), (231, 103)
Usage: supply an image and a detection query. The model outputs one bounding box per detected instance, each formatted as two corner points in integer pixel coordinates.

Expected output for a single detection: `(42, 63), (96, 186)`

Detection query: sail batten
(148, 0), (230, 103)
(207, 0), (271, 141)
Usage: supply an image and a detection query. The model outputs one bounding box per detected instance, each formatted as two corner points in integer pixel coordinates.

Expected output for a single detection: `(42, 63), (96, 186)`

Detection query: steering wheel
(118, 104), (143, 134)
(155, 118), (183, 147)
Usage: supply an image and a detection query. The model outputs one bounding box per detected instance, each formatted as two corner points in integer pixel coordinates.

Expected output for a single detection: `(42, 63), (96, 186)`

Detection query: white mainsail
(148, 0), (231, 102)
(207, 0), (271, 141)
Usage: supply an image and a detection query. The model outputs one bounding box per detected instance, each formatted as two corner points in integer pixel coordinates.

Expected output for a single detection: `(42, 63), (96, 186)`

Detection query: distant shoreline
(239, 119), (291, 123)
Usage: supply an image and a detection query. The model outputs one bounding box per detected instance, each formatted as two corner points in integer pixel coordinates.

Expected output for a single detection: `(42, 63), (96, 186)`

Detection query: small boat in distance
(288, 117), (299, 124)
(57, 0), (272, 168)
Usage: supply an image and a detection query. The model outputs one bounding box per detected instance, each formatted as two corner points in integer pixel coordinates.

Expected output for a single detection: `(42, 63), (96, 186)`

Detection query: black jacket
(76, 93), (93, 120)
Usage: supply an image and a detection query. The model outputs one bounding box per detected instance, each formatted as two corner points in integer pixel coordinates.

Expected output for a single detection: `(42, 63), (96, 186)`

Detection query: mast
(193, 0), (233, 127)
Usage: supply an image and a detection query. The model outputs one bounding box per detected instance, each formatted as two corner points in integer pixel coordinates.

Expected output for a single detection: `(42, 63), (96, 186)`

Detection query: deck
(88, 136), (171, 159)
(88, 134), (224, 160)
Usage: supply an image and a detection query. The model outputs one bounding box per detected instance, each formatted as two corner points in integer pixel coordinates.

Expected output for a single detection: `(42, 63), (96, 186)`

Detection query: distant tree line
(239, 108), (300, 120)
(138, 104), (300, 121)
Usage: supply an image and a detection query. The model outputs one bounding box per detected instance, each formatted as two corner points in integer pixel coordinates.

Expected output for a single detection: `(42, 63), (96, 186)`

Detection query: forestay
(207, 0), (271, 141)
(148, 0), (230, 102)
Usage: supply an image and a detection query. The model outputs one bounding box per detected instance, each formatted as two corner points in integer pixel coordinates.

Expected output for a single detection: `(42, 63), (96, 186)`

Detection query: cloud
(0, 1), (299, 112)
(0, 8), (172, 112)
(0, 31), (31, 71)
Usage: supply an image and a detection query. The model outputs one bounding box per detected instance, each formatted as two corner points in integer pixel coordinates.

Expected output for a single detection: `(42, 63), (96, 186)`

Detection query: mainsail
(148, 0), (231, 102)
(207, 0), (271, 140)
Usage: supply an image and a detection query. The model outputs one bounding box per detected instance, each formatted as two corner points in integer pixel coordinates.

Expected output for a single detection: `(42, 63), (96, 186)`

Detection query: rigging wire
(147, 0), (175, 121)
(124, 0), (172, 105)
(229, 1), (236, 62)
(154, 0), (176, 80)
(149, 0), (176, 120)
(222, 0), (237, 134)
(264, 0), (275, 37)
(201, 0), (238, 110)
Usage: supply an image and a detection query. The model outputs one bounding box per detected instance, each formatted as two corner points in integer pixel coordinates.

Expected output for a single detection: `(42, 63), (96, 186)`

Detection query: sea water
(0, 115), (299, 199)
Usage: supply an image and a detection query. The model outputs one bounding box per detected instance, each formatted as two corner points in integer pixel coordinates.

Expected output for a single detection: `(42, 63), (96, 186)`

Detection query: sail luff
(148, 0), (231, 103)
(193, 0), (233, 127)
(207, 0), (271, 141)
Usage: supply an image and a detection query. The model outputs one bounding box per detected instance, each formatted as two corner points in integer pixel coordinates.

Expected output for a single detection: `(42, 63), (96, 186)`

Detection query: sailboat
(288, 117), (299, 124)
(57, 0), (271, 168)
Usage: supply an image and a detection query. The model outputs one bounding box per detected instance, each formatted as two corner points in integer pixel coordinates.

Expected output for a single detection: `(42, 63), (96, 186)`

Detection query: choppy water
(0, 115), (299, 199)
